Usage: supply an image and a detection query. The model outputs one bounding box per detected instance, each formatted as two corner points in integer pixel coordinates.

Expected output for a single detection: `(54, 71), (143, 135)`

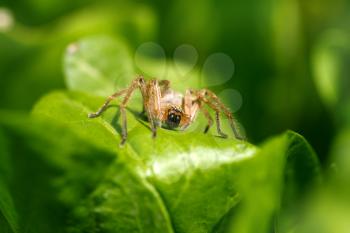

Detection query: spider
(88, 76), (244, 145)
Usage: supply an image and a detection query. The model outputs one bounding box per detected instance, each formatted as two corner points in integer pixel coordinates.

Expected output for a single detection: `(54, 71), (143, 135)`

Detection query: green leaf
(31, 90), (256, 233)
(291, 129), (350, 233)
(276, 131), (322, 233)
(28, 90), (321, 233)
(64, 35), (203, 96)
(68, 161), (174, 233)
(0, 111), (117, 233)
(0, 108), (174, 233)
(56, 35), (322, 232)
(64, 35), (135, 97)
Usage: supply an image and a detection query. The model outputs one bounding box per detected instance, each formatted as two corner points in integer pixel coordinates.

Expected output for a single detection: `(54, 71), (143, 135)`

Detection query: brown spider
(88, 76), (244, 145)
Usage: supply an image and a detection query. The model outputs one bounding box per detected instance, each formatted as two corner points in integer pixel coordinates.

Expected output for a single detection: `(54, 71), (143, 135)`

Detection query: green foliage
(0, 2), (156, 111)
(1, 0), (348, 231)
(312, 30), (350, 126)
(0, 35), (321, 233)
(0, 106), (321, 233)
(64, 36), (134, 97)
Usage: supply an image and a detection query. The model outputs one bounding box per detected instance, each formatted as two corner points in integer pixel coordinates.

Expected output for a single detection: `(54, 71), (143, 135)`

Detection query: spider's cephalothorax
(88, 76), (244, 145)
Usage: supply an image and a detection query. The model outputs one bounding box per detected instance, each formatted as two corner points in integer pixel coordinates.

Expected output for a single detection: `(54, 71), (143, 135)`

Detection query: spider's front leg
(144, 79), (163, 138)
(88, 89), (128, 118)
(119, 78), (146, 145)
(88, 76), (145, 145)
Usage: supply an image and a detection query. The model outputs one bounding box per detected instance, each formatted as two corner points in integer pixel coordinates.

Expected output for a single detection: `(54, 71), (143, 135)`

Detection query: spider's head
(163, 106), (190, 129)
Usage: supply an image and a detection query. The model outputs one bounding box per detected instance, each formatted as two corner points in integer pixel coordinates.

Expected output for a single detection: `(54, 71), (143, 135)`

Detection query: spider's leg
(143, 100), (157, 138)
(186, 89), (214, 133)
(214, 111), (228, 138)
(180, 89), (198, 129)
(119, 77), (145, 145)
(89, 76), (149, 145)
(88, 89), (128, 118)
(145, 79), (162, 138)
(199, 104), (213, 133)
(201, 96), (228, 138)
(200, 89), (244, 140)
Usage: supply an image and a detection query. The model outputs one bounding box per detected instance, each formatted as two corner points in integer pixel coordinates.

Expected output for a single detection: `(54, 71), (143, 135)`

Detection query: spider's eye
(167, 113), (181, 128)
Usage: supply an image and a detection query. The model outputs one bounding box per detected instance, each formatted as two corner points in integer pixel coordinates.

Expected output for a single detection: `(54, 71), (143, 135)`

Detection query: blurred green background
(1, 0), (349, 165)
(1, 0), (350, 232)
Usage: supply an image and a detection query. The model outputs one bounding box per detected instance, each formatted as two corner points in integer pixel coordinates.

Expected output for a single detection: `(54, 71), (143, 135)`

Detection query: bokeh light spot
(201, 53), (234, 86)
(135, 42), (166, 77)
(218, 88), (243, 113)
(0, 8), (14, 32)
(173, 44), (198, 76)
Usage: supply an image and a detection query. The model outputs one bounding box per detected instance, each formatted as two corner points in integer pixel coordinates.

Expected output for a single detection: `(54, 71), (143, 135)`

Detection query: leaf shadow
(127, 108), (152, 130)
(105, 105), (122, 134)
(107, 105), (152, 133)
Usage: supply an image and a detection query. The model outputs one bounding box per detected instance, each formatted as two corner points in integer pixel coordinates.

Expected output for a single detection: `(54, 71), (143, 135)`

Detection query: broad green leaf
(0, 111), (119, 233)
(64, 35), (135, 97)
(68, 161), (174, 233)
(29, 91), (321, 233)
(32, 91), (256, 233)
(293, 129), (350, 233)
(64, 35), (204, 96)
(275, 131), (322, 233)
(0, 110), (175, 233)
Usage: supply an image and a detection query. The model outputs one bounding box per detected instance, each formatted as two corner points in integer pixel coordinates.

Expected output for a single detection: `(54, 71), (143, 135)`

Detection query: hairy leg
(199, 104), (213, 133)
(119, 77), (147, 144)
(208, 92), (243, 139)
(145, 79), (162, 138)
(185, 89), (213, 132)
(199, 96), (227, 137)
(203, 89), (243, 139)
(215, 111), (228, 138)
(88, 89), (128, 118)
(180, 90), (197, 129)
(88, 76), (146, 145)
(197, 89), (243, 139)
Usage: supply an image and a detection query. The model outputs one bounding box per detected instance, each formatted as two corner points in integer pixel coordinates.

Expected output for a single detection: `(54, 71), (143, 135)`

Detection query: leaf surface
(29, 90), (320, 233)
(0, 35), (321, 233)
